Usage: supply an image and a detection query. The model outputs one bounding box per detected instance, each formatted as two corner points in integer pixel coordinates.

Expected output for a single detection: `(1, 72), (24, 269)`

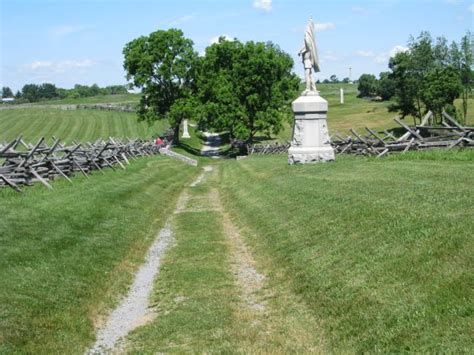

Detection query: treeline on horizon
(0, 83), (131, 103)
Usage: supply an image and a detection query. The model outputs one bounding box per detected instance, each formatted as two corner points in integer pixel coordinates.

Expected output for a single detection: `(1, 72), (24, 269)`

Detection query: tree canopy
(195, 38), (299, 141)
(123, 28), (198, 143)
(388, 31), (470, 123)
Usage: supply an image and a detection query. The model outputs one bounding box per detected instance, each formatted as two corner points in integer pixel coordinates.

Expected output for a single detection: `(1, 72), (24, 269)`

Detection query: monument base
(288, 93), (335, 165)
(288, 146), (335, 164)
(182, 133), (191, 139)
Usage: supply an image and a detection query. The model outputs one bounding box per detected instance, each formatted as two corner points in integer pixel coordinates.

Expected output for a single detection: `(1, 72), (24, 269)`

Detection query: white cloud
(389, 45), (409, 57)
(209, 35), (234, 44)
(22, 59), (96, 73)
(168, 15), (195, 26)
(356, 50), (374, 57)
(253, 0), (272, 12)
(314, 22), (336, 32)
(50, 25), (87, 37)
(469, 4), (474, 12)
(373, 45), (409, 64)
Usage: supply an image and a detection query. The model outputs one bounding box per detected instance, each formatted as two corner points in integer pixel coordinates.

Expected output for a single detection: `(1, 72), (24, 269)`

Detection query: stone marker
(182, 119), (191, 139)
(340, 88), (344, 104)
(288, 18), (335, 164)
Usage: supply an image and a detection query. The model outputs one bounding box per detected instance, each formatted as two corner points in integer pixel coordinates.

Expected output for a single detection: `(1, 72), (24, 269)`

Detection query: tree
(421, 66), (462, 119)
(388, 31), (466, 124)
(196, 38), (299, 142)
(123, 28), (198, 144)
(21, 84), (41, 102)
(377, 72), (396, 100)
(342, 77), (350, 83)
(357, 74), (378, 97)
(2, 86), (13, 98)
(330, 74), (338, 83)
(455, 33), (473, 124)
(39, 83), (58, 99)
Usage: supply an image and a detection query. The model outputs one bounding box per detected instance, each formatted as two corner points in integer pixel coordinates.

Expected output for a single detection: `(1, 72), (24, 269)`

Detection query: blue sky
(1, 0), (472, 91)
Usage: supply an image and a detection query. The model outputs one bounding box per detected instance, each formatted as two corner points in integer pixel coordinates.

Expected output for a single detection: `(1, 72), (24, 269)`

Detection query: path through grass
(0, 156), (197, 353)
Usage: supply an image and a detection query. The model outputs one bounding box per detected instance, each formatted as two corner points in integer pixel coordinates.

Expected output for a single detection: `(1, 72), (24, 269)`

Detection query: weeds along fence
(0, 137), (161, 193)
(62, 103), (136, 112)
(247, 111), (474, 157)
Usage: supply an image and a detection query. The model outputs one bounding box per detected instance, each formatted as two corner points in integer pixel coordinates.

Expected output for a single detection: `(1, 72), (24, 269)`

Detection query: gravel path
(88, 221), (173, 354)
(201, 132), (221, 158)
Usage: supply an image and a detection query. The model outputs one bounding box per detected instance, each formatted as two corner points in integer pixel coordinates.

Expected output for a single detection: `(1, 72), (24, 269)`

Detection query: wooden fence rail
(0, 137), (162, 192)
(247, 111), (473, 157)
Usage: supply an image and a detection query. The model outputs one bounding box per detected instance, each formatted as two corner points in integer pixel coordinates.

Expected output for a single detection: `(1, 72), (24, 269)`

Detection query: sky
(1, 0), (472, 91)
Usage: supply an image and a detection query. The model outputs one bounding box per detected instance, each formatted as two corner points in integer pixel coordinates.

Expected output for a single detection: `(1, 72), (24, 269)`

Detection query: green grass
(269, 84), (474, 143)
(0, 108), (167, 144)
(126, 185), (237, 352)
(219, 151), (474, 352)
(0, 156), (197, 354)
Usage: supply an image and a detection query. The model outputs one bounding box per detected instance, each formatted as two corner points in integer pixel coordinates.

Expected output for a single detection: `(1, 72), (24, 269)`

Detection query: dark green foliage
(377, 72), (396, 100)
(196, 38), (299, 141)
(123, 28), (198, 144)
(421, 66), (462, 118)
(1, 86), (13, 98)
(388, 31), (471, 123)
(357, 74), (378, 97)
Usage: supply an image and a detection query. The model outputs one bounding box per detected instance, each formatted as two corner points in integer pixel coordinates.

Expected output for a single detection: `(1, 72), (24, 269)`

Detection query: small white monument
(288, 18), (335, 164)
(182, 119), (191, 139)
(340, 88), (344, 104)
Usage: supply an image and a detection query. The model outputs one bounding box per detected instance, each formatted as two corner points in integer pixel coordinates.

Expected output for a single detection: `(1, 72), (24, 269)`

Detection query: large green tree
(196, 38), (299, 142)
(389, 32), (466, 124)
(123, 29), (198, 143)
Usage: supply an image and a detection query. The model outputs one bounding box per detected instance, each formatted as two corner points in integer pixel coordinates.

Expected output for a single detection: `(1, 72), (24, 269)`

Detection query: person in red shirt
(155, 137), (164, 146)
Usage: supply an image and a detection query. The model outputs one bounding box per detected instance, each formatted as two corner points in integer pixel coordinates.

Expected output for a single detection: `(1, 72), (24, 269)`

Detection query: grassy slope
(0, 156), (197, 353)
(0, 108), (167, 144)
(271, 83), (474, 142)
(219, 151), (473, 352)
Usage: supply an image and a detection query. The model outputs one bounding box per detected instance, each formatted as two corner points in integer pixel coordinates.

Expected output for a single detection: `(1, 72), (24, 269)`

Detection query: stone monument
(182, 119), (191, 139)
(288, 18), (335, 164)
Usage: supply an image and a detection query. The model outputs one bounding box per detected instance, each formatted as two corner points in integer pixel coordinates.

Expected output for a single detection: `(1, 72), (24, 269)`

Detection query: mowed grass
(0, 156), (197, 353)
(0, 108), (167, 144)
(219, 151), (473, 352)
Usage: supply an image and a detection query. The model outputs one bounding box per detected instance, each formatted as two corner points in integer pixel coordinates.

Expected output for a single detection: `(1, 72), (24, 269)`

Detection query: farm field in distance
(0, 108), (167, 144)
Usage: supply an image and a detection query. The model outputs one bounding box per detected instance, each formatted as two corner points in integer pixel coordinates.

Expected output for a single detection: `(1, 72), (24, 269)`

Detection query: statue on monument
(298, 18), (320, 95)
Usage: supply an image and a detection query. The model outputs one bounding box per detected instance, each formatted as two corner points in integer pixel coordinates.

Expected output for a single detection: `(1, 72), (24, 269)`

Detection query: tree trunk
(173, 125), (180, 146)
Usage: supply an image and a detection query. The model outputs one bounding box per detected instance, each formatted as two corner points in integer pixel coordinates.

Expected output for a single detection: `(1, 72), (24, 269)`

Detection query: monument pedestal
(288, 94), (335, 164)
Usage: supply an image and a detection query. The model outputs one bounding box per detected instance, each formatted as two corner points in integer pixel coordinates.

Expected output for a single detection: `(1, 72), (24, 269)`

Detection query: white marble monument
(288, 18), (335, 164)
(182, 119), (191, 139)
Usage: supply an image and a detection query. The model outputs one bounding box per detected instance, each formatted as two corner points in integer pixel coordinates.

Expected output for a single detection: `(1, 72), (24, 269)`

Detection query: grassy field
(0, 156), (197, 353)
(270, 83), (474, 142)
(219, 150), (473, 352)
(0, 108), (167, 144)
